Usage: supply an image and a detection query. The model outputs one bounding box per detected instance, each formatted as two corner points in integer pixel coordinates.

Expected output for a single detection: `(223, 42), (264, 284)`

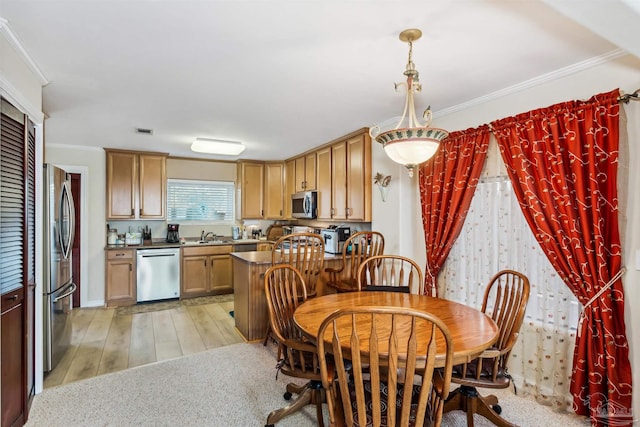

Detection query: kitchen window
(167, 179), (235, 223)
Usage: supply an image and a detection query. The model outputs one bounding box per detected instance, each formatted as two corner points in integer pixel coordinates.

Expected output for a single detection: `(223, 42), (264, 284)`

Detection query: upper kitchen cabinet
(105, 149), (167, 220)
(284, 159), (295, 218)
(238, 161), (286, 220)
(316, 146), (333, 220)
(264, 162), (285, 219)
(293, 152), (317, 192)
(319, 128), (371, 222)
(237, 161), (264, 219)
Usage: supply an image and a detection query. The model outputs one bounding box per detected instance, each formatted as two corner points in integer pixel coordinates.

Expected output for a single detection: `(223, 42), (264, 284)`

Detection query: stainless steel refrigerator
(43, 164), (77, 372)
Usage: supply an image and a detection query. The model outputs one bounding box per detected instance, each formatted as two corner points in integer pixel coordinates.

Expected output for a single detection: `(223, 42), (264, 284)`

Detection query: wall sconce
(374, 172), (392, 202)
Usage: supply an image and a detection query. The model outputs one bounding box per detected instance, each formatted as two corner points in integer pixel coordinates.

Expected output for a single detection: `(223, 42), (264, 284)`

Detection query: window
(167, 179), (235, 223)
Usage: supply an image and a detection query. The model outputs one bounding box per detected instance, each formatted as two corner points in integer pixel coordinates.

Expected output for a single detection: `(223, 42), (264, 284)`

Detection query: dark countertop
(105, 239), (261, 251)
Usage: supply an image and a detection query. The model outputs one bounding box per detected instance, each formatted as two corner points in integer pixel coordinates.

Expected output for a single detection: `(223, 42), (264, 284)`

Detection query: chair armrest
(325, 265), (345, 283)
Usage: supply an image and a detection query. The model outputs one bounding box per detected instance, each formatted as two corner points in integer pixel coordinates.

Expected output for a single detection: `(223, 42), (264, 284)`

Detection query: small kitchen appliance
(291, 191), (317, 219)
(232, 226), (241, 240)
(166, 223), (180, 243)
(321, 226), (351, 254)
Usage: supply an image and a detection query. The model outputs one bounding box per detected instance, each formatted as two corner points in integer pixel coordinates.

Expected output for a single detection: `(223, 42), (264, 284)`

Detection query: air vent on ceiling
(135, 127), (154, 135)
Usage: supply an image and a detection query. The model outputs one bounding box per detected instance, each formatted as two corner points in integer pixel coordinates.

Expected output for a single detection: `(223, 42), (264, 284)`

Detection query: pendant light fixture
(370, 29), (448, 177)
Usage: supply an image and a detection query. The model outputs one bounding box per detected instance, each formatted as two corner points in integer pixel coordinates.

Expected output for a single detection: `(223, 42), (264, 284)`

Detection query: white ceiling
(1, 1), (638, 161)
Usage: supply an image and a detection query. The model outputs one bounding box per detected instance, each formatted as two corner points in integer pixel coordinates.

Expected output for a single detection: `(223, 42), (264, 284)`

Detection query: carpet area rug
(115, 293), (234, 316)
(26, 342), (588, 427)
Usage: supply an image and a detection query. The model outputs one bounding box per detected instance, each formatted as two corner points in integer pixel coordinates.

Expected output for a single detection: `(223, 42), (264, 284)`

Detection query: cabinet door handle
(131, 208), (134, 216)
(6, 294), (18, 301)
(129, 264), (132, 271)
(204, 259), (207, 267)
(279, 210), (282, 216)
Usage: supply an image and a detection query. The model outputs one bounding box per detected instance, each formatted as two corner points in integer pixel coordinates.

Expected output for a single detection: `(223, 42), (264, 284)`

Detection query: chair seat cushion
(347, 379), (431, 427)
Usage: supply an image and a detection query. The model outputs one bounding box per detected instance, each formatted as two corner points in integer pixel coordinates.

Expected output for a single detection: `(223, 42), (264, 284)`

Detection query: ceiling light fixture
(370, 29), (449, 177)
(191, 138), (246, 156)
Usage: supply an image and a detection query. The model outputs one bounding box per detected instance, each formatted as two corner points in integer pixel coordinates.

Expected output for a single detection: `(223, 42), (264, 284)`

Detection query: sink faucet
(201, 231), (216, 241)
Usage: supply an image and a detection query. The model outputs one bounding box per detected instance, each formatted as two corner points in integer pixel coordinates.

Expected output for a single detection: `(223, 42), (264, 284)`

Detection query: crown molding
(0, 75), (45, 123)
(0, 17), (48, 85)
(434, 48), (627, 119)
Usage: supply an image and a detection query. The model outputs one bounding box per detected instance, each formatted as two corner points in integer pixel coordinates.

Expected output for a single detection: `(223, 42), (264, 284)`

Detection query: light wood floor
(44, 295), (243, 389)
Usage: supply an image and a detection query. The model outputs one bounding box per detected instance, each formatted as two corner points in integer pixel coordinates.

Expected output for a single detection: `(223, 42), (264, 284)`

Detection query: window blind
(167, 179), (235, 222)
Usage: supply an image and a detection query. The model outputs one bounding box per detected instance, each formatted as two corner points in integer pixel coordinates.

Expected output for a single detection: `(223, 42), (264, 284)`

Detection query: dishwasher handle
(139, 253), (177, 258)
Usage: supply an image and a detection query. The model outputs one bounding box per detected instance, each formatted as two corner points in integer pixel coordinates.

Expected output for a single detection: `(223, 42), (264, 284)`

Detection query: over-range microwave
(291, 191), (317, 219)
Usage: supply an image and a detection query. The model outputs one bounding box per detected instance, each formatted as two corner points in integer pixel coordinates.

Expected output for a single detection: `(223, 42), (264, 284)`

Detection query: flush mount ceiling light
(191, 138), (246, 155)
(370, 29), (449, 177)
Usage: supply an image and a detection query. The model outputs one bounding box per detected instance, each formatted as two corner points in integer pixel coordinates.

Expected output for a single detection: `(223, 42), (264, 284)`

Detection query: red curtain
(491, 89), (632, 426)
(418, 125), (490, 296)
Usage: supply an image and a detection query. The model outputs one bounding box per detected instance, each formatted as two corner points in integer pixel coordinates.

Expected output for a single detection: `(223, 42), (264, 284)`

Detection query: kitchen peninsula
(231, 250), (343, 342)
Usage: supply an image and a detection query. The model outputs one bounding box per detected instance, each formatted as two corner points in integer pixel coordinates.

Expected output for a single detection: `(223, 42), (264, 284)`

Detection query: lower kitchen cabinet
(105, 249), (136, 307)
(181, 245), (233, 298)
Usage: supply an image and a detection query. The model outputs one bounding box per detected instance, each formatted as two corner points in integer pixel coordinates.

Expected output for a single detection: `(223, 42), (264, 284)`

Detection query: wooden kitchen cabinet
(284, 159), (295, 218)
(345, 133), (371, 221)
(316, 145), (333, 220)
(317, 128), (371, 222)
(105, 149), (167, 220)
(105, 249), (136, 307)
(237, 161), (285, 220)
(292, 152), (317, 193)
(264, 162), (285, 219)
(181, 245), (233, 298)
(237, 161), (264, 219)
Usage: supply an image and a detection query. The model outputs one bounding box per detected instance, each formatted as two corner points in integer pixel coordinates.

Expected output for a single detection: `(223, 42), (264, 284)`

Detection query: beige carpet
(27, 342), (588, 426)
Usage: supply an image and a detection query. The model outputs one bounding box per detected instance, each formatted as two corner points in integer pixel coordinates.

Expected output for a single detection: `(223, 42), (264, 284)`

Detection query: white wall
(375, 54), (640, 418)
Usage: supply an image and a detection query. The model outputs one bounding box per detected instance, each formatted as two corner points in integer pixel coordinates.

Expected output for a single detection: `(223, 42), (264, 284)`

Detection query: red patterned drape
(491, 89), (632, 426)
(419, 125), (490, 296)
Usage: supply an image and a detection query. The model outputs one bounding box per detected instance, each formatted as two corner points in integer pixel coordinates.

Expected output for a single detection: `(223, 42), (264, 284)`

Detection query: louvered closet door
(0, 98), (34, 427)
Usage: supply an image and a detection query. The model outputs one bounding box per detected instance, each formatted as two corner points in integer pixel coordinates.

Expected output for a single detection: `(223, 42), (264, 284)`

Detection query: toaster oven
(321, 226), (351, 254)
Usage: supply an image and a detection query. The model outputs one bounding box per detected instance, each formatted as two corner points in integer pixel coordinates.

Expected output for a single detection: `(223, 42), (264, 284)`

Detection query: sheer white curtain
(440, 178), (580, 412)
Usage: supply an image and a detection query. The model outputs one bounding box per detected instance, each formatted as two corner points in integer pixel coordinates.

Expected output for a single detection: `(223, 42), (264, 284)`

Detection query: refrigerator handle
(53, 279), (77, 303)
(58, 179), (76, 260)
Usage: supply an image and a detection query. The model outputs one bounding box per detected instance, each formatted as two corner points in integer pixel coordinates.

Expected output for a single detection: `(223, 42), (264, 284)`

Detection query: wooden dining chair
(263, 264), (325, 427)
(443, 269), (530, 427)
(325, 231), (385, 293)
(357, 254), (424, 294)
(271, 232), (325, 298)
(317, 306), (454, 427)
(263, 232), (325, 347)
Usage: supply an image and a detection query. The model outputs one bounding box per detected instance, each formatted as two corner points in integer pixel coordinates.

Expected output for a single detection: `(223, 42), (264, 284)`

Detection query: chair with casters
(263, 264), (326, 427)
(263, 232), (325, 347)
(317, 306), (454, 427)
(357, 254), (425, 294)
(443, 269), (531, 427)
(325, 231), (385, 293)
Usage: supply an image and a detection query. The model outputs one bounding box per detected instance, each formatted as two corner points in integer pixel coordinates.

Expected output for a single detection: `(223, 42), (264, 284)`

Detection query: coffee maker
(166, 224), (180, 243)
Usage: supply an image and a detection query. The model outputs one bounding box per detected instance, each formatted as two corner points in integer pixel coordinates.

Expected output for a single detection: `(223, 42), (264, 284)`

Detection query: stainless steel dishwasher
(136, 248), (180, 302)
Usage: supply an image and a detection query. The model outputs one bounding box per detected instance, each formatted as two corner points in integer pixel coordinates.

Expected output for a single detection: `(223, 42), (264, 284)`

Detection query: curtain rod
(618, 89), (639, 103)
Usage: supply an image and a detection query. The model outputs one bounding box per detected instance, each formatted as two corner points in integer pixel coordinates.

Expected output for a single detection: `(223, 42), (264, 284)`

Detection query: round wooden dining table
(294, 291), (499, 367)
